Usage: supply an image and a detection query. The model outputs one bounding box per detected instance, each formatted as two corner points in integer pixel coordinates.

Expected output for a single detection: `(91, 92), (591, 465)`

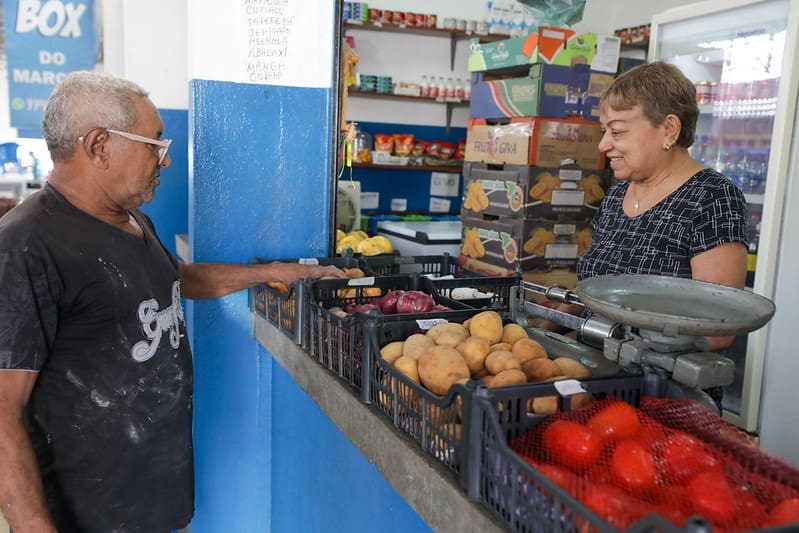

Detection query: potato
(480, 374), (494, 387)
(531, 396), (558, 415)
(468, 310), (503, 344)
(417, 346), (470, 396)
(455, 336), (490, 374)
(501, 323), (529, 345)
(403, 333), (435, 360)
(512, 338), (548, 364)
(488, 342), (513, 353)
(484, 350), (521, 375)
(490, 368), (527, 388)
(393, 356), (420, 384)
(427, 322), (469, 346)
(521, 357), (562, 382)
(380, 341), (405, 364)
(553, 357), (591, 378)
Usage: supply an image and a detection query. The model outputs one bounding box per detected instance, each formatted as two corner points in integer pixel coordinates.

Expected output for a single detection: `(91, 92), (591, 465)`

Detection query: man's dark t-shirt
(0, 185), (194, 532)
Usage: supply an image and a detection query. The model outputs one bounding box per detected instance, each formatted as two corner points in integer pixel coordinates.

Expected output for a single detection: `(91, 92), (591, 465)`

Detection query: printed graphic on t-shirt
(131, 281), (184, 362)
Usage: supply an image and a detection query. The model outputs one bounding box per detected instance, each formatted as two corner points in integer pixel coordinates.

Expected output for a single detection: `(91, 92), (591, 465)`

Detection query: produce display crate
(359, 253), (522, 310)
(304, 274), (471, 397)
(465, 374), (799, 533)
(359, 253), (471, 277)
(360, 308), (500, 488)
(249, 256), (359, 344)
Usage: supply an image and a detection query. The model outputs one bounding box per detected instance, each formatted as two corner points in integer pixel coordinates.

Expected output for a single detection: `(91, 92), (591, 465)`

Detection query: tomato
(542, 420), (601, 469)
(767, 497), (799, 526)
(582, 483), (647, 529)
(686, 471), (735, 524)
(535, 463), (580, 493)
(611, 439), (658, 492)
(659, 432), (722, 482)
(586, 401), (641, 443)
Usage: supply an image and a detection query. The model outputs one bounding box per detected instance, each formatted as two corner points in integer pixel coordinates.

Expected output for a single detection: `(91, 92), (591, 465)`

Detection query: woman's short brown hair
(600, 61), (699, 148)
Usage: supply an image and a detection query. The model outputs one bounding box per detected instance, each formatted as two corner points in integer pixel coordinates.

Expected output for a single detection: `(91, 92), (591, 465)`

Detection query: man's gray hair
(42, 71), (150, 162)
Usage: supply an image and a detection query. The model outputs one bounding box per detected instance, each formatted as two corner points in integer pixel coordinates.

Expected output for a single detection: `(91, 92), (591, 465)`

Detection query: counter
(253, 315), (506, 533)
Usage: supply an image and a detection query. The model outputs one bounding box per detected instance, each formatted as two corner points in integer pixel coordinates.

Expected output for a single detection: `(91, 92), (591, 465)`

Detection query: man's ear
(79, 129), (111, 168)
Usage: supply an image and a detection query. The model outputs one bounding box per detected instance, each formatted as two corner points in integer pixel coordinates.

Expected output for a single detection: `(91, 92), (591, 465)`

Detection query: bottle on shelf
(420, 75), (429, 98)
(454, 78), (465, 99)
(437, 76), (446, 98)
(445, 77), (454, 98)
(428, 75), (439, 98)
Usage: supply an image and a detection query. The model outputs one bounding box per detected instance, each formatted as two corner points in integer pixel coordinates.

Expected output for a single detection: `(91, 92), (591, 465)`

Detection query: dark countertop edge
(253, 315), (506, 533)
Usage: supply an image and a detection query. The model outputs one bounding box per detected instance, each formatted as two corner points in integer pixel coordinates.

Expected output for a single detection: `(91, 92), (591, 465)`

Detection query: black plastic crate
(249, 256), (359, 344)
(464, 375), (799, 533)
(359, 253), (521, 310)
(464, 374), (687, 533)
(359, 253), (472, 277)
(304, 274), (472, 395)
(360, 308), (502, 488)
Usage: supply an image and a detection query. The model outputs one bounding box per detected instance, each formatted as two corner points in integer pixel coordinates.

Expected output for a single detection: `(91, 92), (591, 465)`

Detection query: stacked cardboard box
(460, 30), (617, 277)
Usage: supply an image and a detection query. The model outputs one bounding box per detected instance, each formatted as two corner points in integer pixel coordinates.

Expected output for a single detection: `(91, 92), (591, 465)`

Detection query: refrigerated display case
(649, 0), (799, 436)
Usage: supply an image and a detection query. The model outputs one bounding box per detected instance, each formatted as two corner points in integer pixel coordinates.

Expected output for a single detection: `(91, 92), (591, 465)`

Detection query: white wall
(101, 0), (188, 109)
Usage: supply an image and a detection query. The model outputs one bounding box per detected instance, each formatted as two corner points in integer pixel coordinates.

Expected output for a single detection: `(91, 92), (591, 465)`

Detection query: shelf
(353, 162), (463, 173)
(344, 19), (506, 42)
(348, 88), (468, 133)
(344, 20), (505, 71)
(348, 88), (468, 105)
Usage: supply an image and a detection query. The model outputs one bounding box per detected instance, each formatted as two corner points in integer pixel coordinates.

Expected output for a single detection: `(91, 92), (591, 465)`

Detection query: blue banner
(3, 0), (100, 137)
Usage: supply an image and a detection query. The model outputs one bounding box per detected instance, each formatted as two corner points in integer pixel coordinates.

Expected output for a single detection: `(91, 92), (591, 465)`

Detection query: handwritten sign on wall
(190, 0), (334, 88)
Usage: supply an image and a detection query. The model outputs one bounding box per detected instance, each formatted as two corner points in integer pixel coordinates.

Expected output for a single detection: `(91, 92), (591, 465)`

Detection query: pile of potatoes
(379, 310), (594, 414)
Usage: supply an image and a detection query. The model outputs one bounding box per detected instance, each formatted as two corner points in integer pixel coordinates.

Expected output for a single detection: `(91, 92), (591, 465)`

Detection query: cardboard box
(584, 71), (615, 122)
(464, 117), (606, 169)
(460, 214), (593, 272)
(462, 162), (608, 221)
(469, 63), (591, 121)
(467, 27), (621, 74)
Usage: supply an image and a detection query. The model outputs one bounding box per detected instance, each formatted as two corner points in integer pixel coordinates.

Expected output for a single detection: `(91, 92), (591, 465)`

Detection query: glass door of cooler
(650, 0), (796, 431)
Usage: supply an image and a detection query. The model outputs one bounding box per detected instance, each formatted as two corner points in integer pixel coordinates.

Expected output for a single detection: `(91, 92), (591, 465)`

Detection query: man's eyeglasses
(79, 128), (172, 166)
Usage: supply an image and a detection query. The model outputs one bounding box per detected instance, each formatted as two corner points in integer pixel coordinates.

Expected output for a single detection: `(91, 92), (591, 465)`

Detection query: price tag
(298, 258), (320, 265)
(553, 379), (587, 396)
(361, 191), (379, 210)
(347, 276), (376, 286)
(430, 172), (459, 196)
(429, 197), (451, 213)
(391, 198), (407, 212)
(417, 318), (448, 330)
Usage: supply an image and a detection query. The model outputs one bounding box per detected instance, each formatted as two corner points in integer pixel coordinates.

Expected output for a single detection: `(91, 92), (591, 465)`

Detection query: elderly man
(0, 71), (343, 532)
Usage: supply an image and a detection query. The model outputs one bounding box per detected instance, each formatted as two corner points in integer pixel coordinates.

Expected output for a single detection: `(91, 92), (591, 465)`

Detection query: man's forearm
(0, 416), (56, 532)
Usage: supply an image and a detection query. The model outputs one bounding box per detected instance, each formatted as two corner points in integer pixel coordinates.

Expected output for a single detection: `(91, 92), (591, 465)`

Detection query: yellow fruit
(336, 228), (346, 243)
(336, 234), (363, 254)
(370, 235), (393, 253)
(357, 238), (383, 256)
(350, 230), (369, 240)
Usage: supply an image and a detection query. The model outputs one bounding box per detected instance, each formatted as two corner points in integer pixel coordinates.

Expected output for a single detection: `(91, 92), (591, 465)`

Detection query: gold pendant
(633, 199), (639, 211)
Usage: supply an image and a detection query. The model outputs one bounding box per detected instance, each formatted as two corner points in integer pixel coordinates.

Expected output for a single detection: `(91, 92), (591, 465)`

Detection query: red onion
(395, 291), (434, 314)
(378, 290), (405, 314)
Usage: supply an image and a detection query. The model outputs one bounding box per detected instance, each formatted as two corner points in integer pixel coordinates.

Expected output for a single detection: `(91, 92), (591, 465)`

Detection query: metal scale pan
(576, 274), (776, 338)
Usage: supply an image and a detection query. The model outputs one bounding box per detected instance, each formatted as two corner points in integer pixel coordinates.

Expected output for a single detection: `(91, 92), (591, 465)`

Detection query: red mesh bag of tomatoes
(509, 396), (799, 532)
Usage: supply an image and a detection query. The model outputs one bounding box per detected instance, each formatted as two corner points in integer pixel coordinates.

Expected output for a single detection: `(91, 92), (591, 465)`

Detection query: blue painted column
(185, 4), (431, 532)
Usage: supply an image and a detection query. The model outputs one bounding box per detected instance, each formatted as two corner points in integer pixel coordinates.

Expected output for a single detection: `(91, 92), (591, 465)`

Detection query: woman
(577, 61), (749, 351)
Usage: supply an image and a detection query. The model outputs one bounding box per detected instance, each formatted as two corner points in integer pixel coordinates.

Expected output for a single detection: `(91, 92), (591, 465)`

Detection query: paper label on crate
(430, 173), (460, 197)
(391, 198), (408, 212)
(553, 379), (587, 396)
(361, 192), (379, 210)
(429, 197), (451, 213)
(550, 189), (585, 206)
(347, 276), (376, 286)
(417, 318), (448, 330)
(298, 258), (320, 265)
